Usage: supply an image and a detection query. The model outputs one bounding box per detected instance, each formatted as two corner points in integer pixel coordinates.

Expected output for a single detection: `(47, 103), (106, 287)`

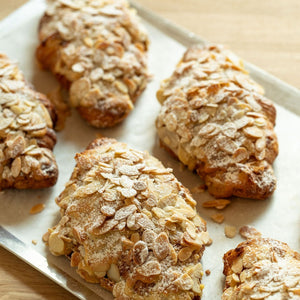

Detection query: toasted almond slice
(153, 232), (170, 260)
(210, 213), (224, 224)
(239, 225), (262, 240)
(30, 203), (45, 214)
(243, 126), (263, 138)
(133, 241), (149, 265)
(48, 232), (65, 255)
(115, 204), (137, 220)
(136, 260), (161, 278)
(174, 273), (194, 291)
(107, 264), (121, 282)
(231, 257), (243, 273)
(224, 225), (237, 238)
(202, 199), (231, 209)
(178, 247), (193, 262)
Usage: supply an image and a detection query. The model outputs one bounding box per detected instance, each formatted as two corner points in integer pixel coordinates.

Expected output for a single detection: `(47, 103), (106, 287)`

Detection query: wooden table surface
(0, 0), (299, 299)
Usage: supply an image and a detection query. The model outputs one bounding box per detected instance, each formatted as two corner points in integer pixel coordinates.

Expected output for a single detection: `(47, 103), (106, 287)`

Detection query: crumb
(32, 240), (37, 245)
(225, 225), (237, 238)
(191, 184), (206, 193)
(30, 203), (45, 214)
(239, 225), (262, 240)
(205, 269), (211, 276)
(202, 199), (231, 209)
(210, 213), (224, 224)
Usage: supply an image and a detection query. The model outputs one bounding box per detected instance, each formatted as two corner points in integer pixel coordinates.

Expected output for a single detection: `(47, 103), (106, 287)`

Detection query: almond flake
(133, 241), (149, 265)
(210, 213), (224, 223)
(72, 63), (85, 73)
(118, 165), (139, 176)
(30, 203), (45, 214)
(133, 180), (147, 191)
(224, 225), (237, 238)
(136, 260), (161, 278)
(92, 219), (118, 235)
(174, 273), (194, 291)
(114, 204), (137, 221)
(100, 205), (115, 217)
(243, 126), (263, 139)
(118, 187), (137, 198)
(11, 157), (21, 177)
(142, 229), (156, 249)
(202, 199), (231, 209)
(239, 225), (262, 240)
(178, 247), (193, 261)
(198, 123), (215, 136)
(153, 232), (170, 260)
(255, 137), (266, 152)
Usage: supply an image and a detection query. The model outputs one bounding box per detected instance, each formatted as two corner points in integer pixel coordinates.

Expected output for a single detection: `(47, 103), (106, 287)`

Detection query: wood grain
(0, 247), (77, 300)
(136, 0), (300, 89)
(0, 0), (299, 299)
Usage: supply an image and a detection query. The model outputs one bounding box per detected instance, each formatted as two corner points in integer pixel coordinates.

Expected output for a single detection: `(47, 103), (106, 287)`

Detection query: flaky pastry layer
(156, 44), (278, 199)
(44, 137), (211, 299)
(223, 238), (300, 299)
(37, 0), (149, 128)
(0, 53), (58, 189)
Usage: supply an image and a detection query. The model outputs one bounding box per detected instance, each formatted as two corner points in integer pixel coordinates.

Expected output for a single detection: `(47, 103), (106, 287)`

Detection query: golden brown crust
(156, 44), (278, 200)
(44, 137), (211, 299)
(36, 32), (72, 90)
(36, 0), (149, 128)
(77, 95), (133, 128)
(222, 238), (300, 299)
(0, 53), (58, 190)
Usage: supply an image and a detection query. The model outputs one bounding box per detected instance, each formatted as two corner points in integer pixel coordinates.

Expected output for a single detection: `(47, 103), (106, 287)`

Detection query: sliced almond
(210, 213), (224, 224)
(178, 247), (193, 262)
(48, 232), (65, 255)
(243, 126), (263, 139)
(30, 203), (45, 214)
(202, 199), (231, 210)
(136, 260), (161, 280)
(133, 241), (149, 265)
(231, 257), (243, 273)
(224, 225), (237, 238)
(153, 232), (170, 260)
(239, 225), (262, 240)
(107, 264), (121, 282)
(114, 204), (137, 221)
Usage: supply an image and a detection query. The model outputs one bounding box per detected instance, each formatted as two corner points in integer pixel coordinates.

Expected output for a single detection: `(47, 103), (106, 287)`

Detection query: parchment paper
(0, 0), (299, 299)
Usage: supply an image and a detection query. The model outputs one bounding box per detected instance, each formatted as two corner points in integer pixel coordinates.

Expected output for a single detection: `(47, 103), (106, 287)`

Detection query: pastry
(222, 238), (300, 299)
(36, 0), (149, 128)
(44, 137), (211, 299)
(0, 53), (58, 189)
(156, 44), (278, 199)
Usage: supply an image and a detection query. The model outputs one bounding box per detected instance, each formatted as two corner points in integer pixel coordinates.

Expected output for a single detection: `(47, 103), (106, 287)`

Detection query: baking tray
(0, 0), (299, 299)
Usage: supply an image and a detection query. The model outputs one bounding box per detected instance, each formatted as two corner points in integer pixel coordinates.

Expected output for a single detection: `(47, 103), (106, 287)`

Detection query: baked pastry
(36, 0), (149, 128)
(156, 44), (278, 199)
(44, 137), (211, 299)
(222, 238), (300, 299)
(0, 53), (58, 189)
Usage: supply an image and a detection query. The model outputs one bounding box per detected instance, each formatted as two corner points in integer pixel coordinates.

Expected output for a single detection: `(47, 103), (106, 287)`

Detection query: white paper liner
(0, 0), (299, 299)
